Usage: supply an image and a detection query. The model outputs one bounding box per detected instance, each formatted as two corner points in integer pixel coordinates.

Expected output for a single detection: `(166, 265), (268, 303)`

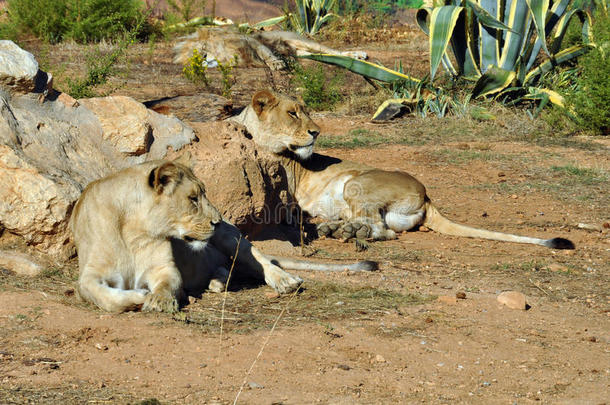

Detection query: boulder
(0, 40), (39, 93)
(167, 121), (295, 237)
(144, 93), (232, 123)
(80, 96), (196, 158)
(0, 41), (196, 259)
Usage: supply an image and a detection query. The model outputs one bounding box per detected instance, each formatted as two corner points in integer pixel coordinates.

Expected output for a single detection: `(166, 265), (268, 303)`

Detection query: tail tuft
(356, 260), (379, 271)
(545, 237), (575, 250)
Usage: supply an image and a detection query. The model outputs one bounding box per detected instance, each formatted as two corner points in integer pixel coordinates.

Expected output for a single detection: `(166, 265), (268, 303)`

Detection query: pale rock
(0, 40), (39, 93)
(375, 354), (386, 363)
(79, 96), (153, 156)
(0, 250), (43, 276)
(437, 295), (458, 305)
(497, 291), (528, 310)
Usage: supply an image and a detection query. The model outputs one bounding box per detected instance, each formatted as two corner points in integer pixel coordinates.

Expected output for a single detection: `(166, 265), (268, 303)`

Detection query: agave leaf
(549, 9), (592, 54)
(524, 44), (593, 84)
(526, 0), (550, 57)
(472, 65), (516, 98)
(251, 15), (288, 29)
(465, 0), (514, 32)
(478, 0), (500, 72)
(429, 5), (464, 80)
(498, 0), (531, 71)
(300, 54), (420, 84)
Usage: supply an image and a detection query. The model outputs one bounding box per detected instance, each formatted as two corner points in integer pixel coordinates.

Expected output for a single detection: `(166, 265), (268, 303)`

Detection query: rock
(264, 291), (280, 299)
(418, 225), (430, 232)
(548, 263), (568, 273)
(0, 41), (39, 93)
(456, 291), (467, 299)
(79, 96), (196, 158)
(167, 121), (293, 236)
(375, 354), (386, 363)
(247, 381), (264, 389)
(577, 223), (603, 232)
(79, 96), (153, 156)
(0, 250), (43, 276)
(437, 295), (458, 305)
(497, 291), (528, 310)
(0, 42), (199, 259)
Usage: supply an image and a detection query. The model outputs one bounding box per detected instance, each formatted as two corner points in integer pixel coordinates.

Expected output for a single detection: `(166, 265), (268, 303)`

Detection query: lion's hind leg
(384, 209), (425, 233)
(79, 271), (147, 313)
(207, 266), (229, 293)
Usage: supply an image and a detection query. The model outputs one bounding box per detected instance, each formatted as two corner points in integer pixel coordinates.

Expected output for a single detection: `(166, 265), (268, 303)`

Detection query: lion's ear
(148, 162), (183, 195)
(252, 90), (277, 117)
(174, 152), (192, 169)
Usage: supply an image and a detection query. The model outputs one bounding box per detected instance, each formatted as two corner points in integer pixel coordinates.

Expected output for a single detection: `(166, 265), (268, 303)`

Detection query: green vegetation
(289, 0), (337, 35)
(1, 0), (146, 43)
(217, 55), (238, 99)
(182, 48), (210, 86)
(292, 63), (343, 111)
(570, 6), (610, 134)
(166, 0), (207, 22)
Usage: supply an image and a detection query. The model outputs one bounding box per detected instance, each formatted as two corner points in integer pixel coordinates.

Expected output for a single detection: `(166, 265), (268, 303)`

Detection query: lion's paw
(142, 291), (179, 313)
(332, 221), (371, 241)
(266, 269), (303, 294)
(317, 221), (341, 237)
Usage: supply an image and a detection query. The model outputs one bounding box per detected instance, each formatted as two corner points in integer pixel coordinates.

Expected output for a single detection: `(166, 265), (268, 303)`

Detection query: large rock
(0, 41), (197, 259)
(79, 96), (196, 157)
(0, 40), (39, 93)
(167, 121), (295, 237)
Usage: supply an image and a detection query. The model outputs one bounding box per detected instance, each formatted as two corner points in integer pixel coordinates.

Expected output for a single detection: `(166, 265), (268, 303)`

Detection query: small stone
(587, 336), (597, 343)
(510, 194), (518, 199)
(437, 295), (458, 305)
(548, 264), (568, 273)
(498, 172), (506, 177)
(247, 381), (264, 389)
(264, 291), (280, 299)
(456, 291), (467, 299)
(425, 317), (434, 323)
(375, 354), (386, 363)
(603, 222), (610, 229)
(336, 364), (351, 370)
(95, 343), (108, 351)
(64, 288), (75, 296)
(418, 225), (430, 232)
(497, 291), (528, 310)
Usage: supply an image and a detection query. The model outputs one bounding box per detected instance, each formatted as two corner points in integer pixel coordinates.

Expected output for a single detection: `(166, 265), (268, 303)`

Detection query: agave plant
(416, 0), (594, 98)
(290, 0), (338, 35)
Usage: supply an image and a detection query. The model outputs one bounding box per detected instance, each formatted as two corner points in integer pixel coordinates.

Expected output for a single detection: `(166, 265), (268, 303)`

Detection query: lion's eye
(189, 195), (198, 204)
(288, 110), (298, 119)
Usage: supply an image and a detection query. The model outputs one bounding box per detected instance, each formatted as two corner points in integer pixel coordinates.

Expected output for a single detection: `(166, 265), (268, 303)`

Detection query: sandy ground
(1, 21), (609, 404)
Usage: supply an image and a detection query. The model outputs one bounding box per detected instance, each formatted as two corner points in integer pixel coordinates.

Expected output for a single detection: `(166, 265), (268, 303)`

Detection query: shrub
(2, 0), (144, 43)
(182, 49), (209, 86)
(217, 55), (238, 99)
(570, 8), (610, 134)
(292, 63), (343, 111)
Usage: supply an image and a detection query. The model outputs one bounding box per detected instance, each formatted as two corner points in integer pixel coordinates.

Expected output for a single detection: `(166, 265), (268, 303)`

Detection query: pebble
(95, 343), (108, 351)
(247, 381), (264, 389)
(497, 291), (528, 310)
(456, 291), (467, 299)
(437, 295), (458, 305)
(336, 364), (351, 370)
(418, 225), (430, 232)
(548, 263), (568, 272)
(510, 194), (518, 199)
(375, 354), (386, 363)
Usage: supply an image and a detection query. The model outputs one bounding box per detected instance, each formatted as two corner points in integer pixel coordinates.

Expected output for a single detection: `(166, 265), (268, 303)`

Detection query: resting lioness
(230, 90), (575, 250)
(70, 156), (376, 313)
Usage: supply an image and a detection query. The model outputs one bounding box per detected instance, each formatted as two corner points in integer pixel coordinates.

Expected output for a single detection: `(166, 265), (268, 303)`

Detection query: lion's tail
(267, 256), (378, 272)
(422, 201), (574, 249)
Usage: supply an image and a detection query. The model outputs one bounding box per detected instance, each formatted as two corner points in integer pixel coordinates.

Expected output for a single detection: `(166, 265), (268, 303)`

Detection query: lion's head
(242, 89), (321, 160)
(147, 156), (222, 250)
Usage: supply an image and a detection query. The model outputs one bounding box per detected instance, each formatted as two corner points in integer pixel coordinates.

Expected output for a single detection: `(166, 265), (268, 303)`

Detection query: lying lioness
(70, 156), (376, 313)
(230, 90), (575, 250)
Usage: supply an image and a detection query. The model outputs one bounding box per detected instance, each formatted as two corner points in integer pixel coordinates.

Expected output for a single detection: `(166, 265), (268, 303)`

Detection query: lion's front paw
(266, 269), (303, 294)
(142, 291), (179, 313)
(317, 221), (341, 237)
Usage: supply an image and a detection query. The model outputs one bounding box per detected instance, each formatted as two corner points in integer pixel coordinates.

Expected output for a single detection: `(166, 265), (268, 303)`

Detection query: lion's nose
(308, 129), (319, 139)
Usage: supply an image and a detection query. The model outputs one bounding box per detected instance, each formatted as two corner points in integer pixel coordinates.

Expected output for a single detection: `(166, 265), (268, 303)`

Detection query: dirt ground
(1, 21), (609, 404)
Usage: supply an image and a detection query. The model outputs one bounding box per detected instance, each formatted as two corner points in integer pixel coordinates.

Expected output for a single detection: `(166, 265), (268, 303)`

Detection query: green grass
(431, 149), (514, 165)
(317, 129), (393, 148)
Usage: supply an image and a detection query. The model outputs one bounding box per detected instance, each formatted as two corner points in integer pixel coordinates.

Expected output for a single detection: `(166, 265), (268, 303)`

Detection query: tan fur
(70, 156), (306, 313)
(173, 26), (367, 71)
(70, 156), (376, 313)
(231, 90), (575, 250)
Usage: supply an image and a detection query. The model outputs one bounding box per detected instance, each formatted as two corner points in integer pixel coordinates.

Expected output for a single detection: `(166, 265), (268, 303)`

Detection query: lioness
(174, 26), (367, 71)
(230, 90), (575, 250)
(70, 156), (376, 313)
